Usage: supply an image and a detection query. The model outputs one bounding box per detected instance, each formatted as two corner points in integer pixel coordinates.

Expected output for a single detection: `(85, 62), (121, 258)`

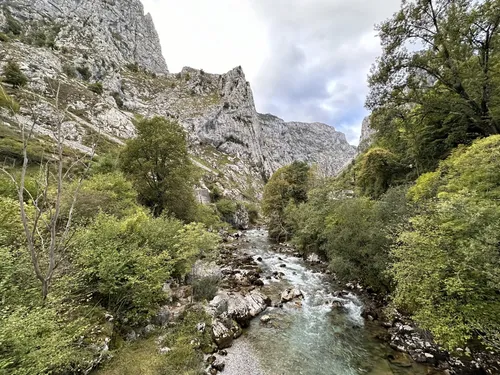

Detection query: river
(220, 229), (443, 375)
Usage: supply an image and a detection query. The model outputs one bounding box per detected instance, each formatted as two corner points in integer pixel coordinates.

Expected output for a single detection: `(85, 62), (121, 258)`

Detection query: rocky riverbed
(203, 229), (447, 375)
(139, 228), (498, 375)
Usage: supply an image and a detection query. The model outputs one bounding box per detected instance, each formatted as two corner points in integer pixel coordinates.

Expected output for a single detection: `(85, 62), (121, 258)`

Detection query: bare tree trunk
(1, 83), (96, 301)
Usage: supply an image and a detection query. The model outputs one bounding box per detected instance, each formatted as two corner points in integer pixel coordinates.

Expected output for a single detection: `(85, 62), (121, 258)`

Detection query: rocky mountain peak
(0, 0), (168, 74)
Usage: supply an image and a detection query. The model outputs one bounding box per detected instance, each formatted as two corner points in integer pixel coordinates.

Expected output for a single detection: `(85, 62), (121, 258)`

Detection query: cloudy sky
(142, 0), (402, 144)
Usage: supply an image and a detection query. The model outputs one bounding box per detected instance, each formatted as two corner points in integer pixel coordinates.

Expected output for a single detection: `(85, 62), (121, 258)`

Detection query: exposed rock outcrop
(0, 0), (356, 199)
(1, 0), (168, 74)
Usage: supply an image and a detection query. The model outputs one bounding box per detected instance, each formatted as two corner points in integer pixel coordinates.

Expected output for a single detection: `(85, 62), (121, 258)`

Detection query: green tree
(120, 116), (197, 221)
(262, 161), (311, 241)
(392, 135), (500, 350)
(366, 0), (500, 183)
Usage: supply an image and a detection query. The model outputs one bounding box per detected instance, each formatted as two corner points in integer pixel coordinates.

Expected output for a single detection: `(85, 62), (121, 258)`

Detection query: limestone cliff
(0, 0), (356, 201)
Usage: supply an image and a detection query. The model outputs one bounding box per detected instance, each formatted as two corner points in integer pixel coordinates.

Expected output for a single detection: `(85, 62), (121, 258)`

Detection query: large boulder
(208, 291), (270, 326)
(280, 288), (304, 303)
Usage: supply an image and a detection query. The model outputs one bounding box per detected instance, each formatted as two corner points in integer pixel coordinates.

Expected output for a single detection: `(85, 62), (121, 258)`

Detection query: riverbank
(212, 229), (447, 375)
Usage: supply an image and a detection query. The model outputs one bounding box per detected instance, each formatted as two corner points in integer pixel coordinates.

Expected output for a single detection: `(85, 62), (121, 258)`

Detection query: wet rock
(260, 314), (271, 323)
(280, 288), (304, 303)
(256, 257), (263, 262)
(212, 359), (225, 372)
(211, 318), (233, 349)
(388, 352), (413, 368)
(279, 264), (287, 268)
(331, 300), (346, 311)
(218, 349), (228, 356)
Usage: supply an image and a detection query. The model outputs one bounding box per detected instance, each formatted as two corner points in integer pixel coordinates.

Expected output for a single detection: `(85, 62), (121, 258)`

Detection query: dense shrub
(74, 212), (218, 324)
(62, 64), (77, 78)
(77, 65), (92, 81)
(88, 82), (104, 95)
(392, 135), (500, 350)
(263, 161), (310, 241)
(2, 61), (28, 88)
(192, 275), (220, 302)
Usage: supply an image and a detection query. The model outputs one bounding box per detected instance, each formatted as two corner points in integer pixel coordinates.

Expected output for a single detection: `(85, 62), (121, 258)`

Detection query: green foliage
(97, 310), (211, 375)
(0, 304), (96, 375)
(77, 65), (92, 81)
(192, 275), (220, 302)
(244, 202), (259, 224)
(357, 147), (401, 198)
(0, 86), (20, 112)
(2, 61), (28, 88)
(62, 171), (138, 223)
(74, 212), (218, 324)
(392, 136), (500, 350)
(120, 116), (198, 221)
(195, 203), (224, 229)
(366, 0), (500, 186)
(215, 198), (237, 219)
(289, 185), (411, 292)
(0, 32), (10, 42)
(126, 62), (139, 73)
(263, 161), (311, 241)
(4, 8), (22, 36)
(74, 212), (175, 324)
(62, 64), (77, 78)
(88, 82), (104, 95)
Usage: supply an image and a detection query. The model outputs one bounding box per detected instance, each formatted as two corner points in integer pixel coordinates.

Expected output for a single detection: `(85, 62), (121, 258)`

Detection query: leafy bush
(0, 32), (10, 42)
(89, 82), (104, 95)
(61, 171), (138, 223)
(62, 64), (77, 78)
(244, 202), (259, 224)
(126, 62), (139, 72)
(392, 135), (500, 350)
(4, 10), (22, 35)
(77, 65), (91, 81)
(263, 161), (310, 241)
(192, 276), (220, 302)
(2, 61), (28, 88)
(215, 198), (237, 218)
(0, 86), (20, 112)
(74, 212), (219, 324)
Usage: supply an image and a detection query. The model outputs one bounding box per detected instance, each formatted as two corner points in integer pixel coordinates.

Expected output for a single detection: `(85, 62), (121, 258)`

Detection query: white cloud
(141, 0), (402, 144)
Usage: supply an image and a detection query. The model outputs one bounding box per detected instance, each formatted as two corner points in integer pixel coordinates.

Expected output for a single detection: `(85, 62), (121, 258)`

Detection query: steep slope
(0, 0), (356, 200)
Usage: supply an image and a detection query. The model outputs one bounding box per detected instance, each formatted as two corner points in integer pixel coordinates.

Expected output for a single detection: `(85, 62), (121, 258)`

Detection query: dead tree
(0, 83), (96, 300)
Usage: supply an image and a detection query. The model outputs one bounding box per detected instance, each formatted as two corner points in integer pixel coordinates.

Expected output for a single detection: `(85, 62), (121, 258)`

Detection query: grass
(95, 309), (212, 375)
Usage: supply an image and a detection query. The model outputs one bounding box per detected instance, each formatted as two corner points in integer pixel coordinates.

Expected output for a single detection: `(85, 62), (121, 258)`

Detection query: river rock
(208, 291), (270, 326)
(260, 314), (271, 323)
(280, 288), (304, 303)
(211, 318), (234, 349)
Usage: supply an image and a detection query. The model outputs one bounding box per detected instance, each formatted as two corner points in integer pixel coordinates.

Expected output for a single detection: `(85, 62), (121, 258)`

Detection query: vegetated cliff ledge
(0, 0), (356, 198)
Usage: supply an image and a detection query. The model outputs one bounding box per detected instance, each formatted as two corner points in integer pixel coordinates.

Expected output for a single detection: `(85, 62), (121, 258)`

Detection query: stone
(212, 359), (225, 372)
(211, 318), (234, 349)
(260, 314), (271, 323)
(153, 306), (170, 327)
(158, 347), (171, 355)
(280, 288), (304, 303)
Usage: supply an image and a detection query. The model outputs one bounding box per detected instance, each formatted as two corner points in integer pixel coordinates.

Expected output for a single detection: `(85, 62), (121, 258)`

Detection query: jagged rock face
(0, 0), (356, 198)
(1, 0), (167, 74)
(358, 116), (376, 153)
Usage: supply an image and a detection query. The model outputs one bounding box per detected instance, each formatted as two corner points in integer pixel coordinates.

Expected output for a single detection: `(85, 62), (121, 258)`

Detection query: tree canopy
(120, 116), (197, 222)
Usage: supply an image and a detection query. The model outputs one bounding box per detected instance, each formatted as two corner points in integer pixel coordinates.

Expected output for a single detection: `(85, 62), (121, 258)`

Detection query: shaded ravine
(221, 229), (442, 375)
